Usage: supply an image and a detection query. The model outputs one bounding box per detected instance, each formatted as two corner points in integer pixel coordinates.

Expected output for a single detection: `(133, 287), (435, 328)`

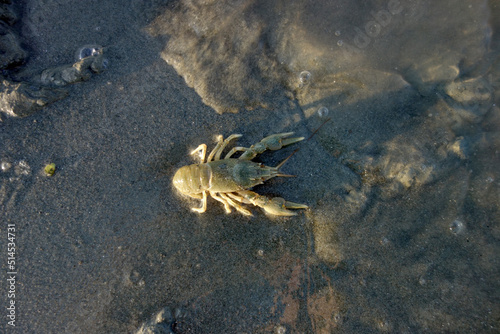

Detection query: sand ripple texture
(147, 0), (490, 114)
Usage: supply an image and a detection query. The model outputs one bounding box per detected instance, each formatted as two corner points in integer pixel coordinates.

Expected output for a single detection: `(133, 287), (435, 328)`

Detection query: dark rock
(0, 79), (67, 117)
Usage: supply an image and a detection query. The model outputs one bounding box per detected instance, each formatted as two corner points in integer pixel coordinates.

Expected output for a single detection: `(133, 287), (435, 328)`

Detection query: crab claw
(259, 132), (305, 151)
(260, 197), (308, 216)
(239, 190), (308, 216)
(239, 132), (305, 160)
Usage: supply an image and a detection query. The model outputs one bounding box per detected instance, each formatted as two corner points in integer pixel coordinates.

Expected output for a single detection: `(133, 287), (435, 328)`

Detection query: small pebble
(44, 163), (56, 176)
(1, 161), (12, 172)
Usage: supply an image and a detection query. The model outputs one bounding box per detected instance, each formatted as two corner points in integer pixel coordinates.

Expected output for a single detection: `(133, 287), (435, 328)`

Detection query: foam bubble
(298, 70), (312, 88)
(75, 44), (103, 61)
(275, 325), (286, 334)
(317, 106), (329, 117)
(449, 219), (465, 235)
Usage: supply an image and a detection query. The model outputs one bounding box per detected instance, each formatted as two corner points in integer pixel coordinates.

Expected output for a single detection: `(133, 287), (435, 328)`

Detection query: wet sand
(1, 0), (499, 333)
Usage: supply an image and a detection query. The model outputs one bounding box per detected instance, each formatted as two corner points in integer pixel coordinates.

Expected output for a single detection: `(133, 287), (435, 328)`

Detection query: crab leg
(220, 193), (252, 216)
(191, 191), (208, 213)
(190, 144), (207, 162)
(224, 145), (247, 159)
(214, 134), (242, 160)
(206, 135), (224, 162)
(210, 192), (232, 213)
(226, 192), (247, 203)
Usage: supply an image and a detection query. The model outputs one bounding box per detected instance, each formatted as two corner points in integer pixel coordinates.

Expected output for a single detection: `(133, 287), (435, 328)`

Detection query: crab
(172, 133), (308, 216)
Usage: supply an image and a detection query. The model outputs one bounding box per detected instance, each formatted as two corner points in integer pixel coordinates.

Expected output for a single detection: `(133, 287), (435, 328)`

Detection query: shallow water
(1, 0), (499, 333)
